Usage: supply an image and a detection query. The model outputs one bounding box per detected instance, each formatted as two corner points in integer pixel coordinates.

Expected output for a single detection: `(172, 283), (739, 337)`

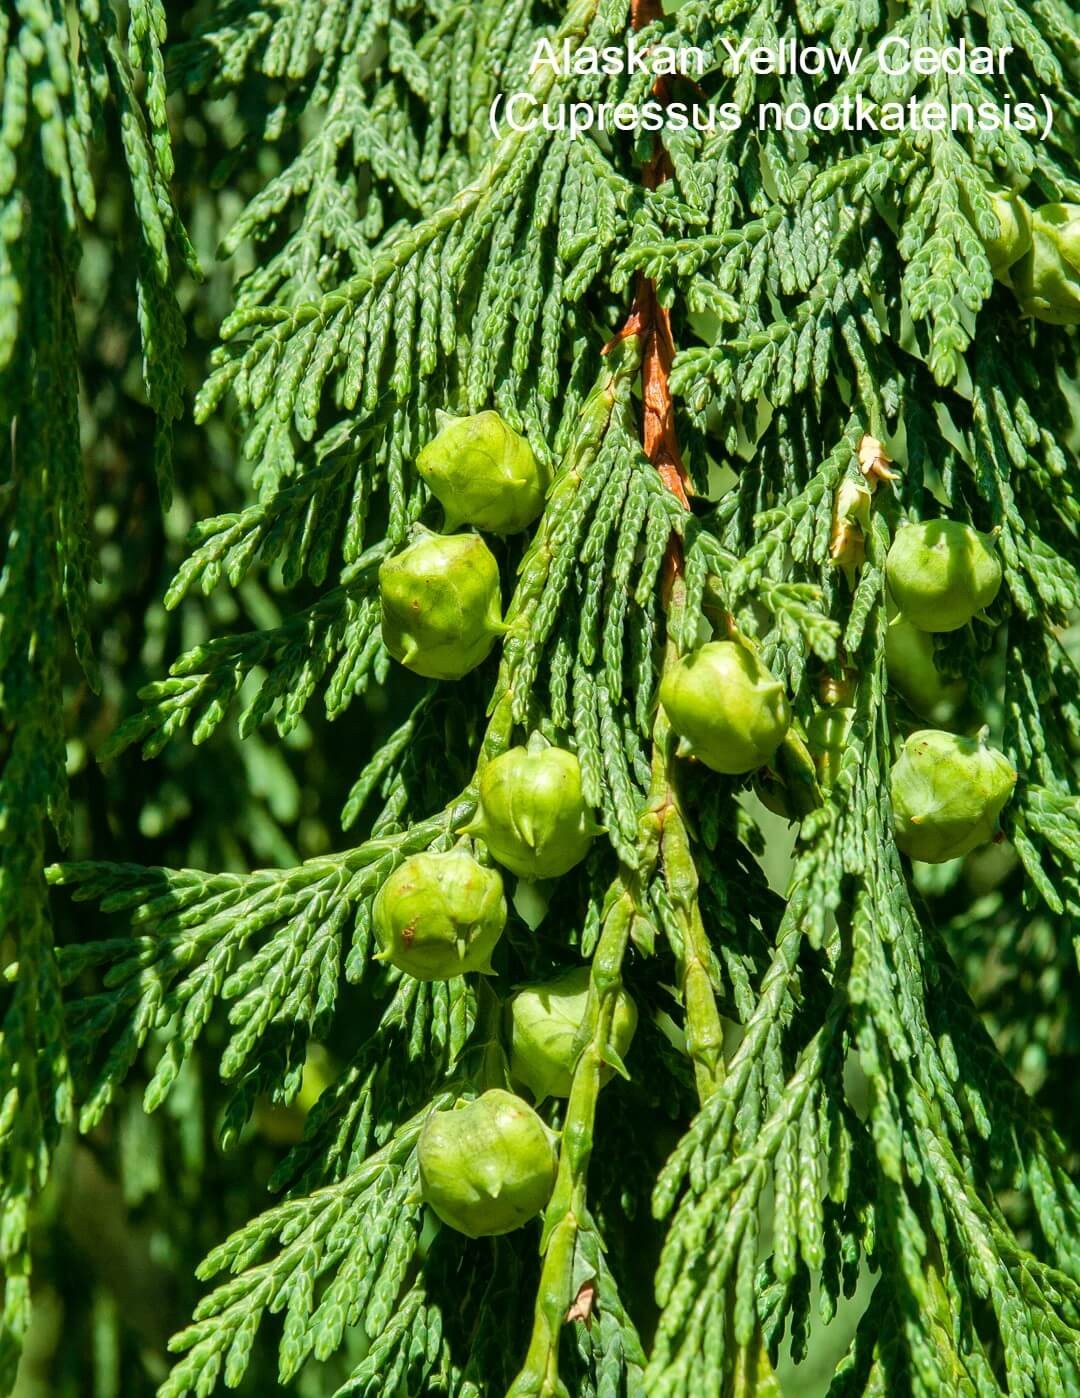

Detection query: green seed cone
(962, 182), (1032, 279)
(373, 850), (506, 980)
(416, 410), (550, 535)
(1011, 203), (1080, 325)
(379, 529), (505, 680)
(418, 1089), (557, 1237)
(509, 966), (637, 1102)
(464, 742), (601, 879)
(660, 641), (791, 775)
(884, 614), (967, 723)
(891, 729), (1016, 864)
(885, 520), (1002, 633)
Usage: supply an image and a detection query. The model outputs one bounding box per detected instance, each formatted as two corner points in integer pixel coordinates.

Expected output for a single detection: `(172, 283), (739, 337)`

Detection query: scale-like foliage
(8, 0), (1080, 1392)
(0, 2), (196, 1383)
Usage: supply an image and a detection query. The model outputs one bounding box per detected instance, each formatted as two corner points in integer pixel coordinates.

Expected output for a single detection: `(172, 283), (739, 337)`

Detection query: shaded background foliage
(9, 5), (404, 1389)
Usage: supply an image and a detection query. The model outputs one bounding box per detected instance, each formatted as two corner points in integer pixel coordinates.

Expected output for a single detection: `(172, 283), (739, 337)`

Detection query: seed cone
(416, 410), (549, 535)
(962, 182), (1032, 279)
(891, 729), (1016, 864)
(885, 520), (1002, 633)
(885, 614), (967, 723)
(463, 742), (601, 879)
(373, 850), (506, 980)
(418, 1089), (557, 1237)
(660, 641), (791, 775)
(379, 529), (504, 680)
(509, 966), (637, 1102)
(1011, 203), (1080, 325)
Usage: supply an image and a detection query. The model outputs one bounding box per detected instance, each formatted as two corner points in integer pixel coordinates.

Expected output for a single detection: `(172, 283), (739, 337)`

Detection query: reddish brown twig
(603, 0), (691, 589)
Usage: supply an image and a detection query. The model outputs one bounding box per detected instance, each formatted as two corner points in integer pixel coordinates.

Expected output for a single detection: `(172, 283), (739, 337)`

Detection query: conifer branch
(22, 0), (1080, 1392)
(1, 3), (194, 1380)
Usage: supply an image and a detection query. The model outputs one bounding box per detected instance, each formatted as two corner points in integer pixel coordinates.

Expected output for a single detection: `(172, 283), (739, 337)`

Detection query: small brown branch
(636, 277), (689, 510)
(604, 0), (692, 577)
(629, 0), (666, 46)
